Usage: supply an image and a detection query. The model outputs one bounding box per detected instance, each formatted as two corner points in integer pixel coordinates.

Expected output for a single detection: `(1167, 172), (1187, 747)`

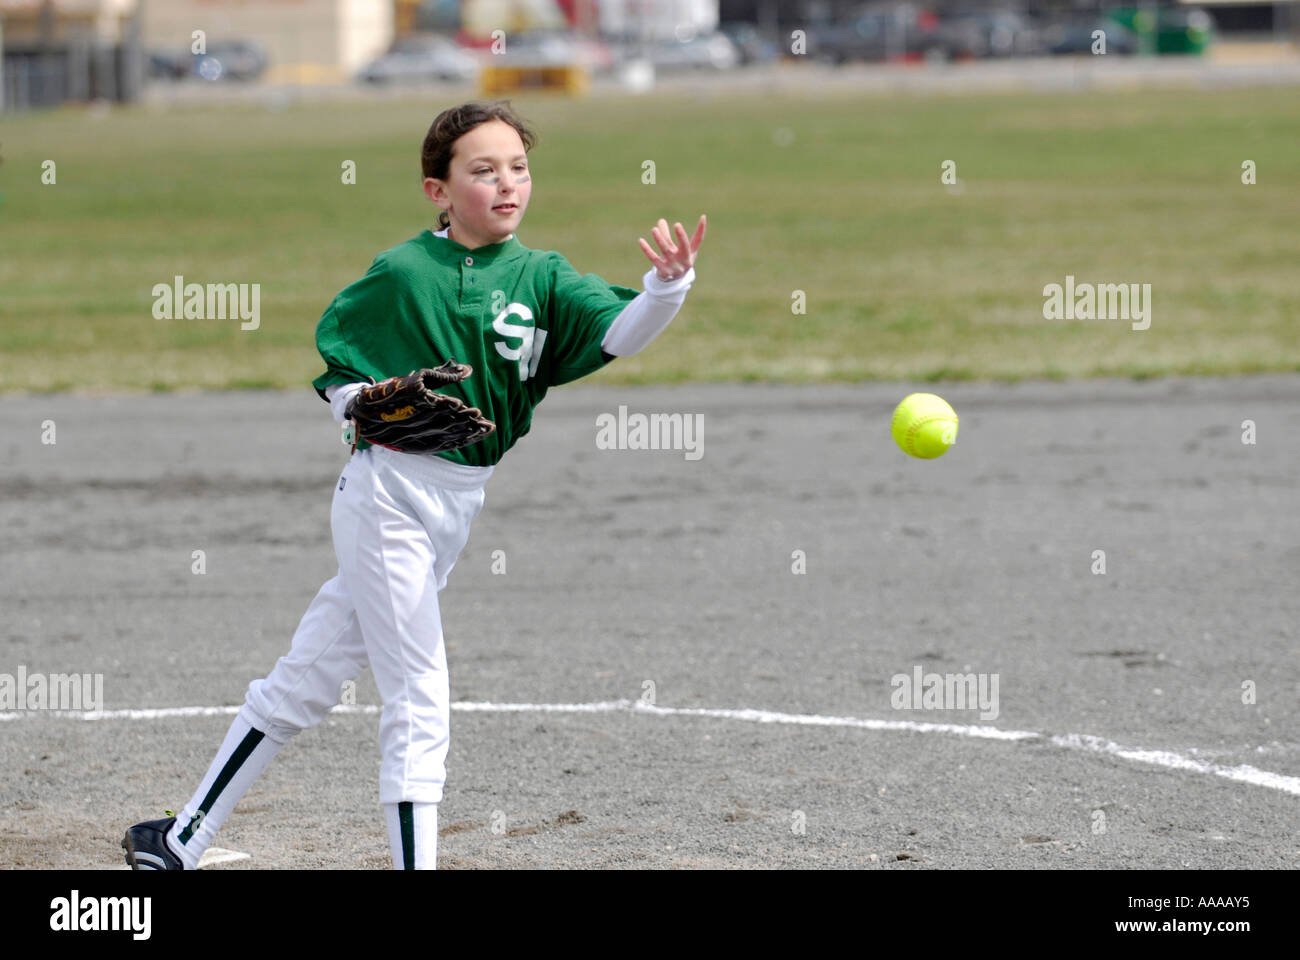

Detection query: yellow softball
(891, 393), (958, 459)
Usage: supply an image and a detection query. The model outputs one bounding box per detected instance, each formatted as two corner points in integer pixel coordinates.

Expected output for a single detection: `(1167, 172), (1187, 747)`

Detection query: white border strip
(3, 698), (1296, 797)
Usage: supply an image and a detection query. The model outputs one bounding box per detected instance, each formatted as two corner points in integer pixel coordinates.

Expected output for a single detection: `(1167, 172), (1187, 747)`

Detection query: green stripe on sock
(399, 802), (415, 870)
(178, 728), (266, 845)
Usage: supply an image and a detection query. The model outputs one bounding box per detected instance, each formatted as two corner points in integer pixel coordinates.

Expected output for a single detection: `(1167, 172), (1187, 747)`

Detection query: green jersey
(313, 229), (639, 467)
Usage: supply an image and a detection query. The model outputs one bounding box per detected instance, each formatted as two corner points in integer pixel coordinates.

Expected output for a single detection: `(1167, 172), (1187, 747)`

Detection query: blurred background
(2, 0), (1298, 109)
(1, 1), (1297, 391)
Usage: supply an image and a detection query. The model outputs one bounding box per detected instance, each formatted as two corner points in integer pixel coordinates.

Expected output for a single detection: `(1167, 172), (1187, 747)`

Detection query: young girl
(121, 100), (705, 870)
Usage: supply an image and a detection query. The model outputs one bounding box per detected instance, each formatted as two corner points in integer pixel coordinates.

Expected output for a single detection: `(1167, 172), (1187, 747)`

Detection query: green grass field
(1, 86), (1298, 391)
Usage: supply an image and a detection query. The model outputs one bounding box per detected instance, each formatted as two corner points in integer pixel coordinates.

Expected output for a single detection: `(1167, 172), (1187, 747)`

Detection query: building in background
(138, 0), (393, 84)
(1, 0), (395, 108)
(594, 0), (720, 40)
(461, 0), (567, 35)
(419, 0), (718, 41)
(1, 0), (141, 108)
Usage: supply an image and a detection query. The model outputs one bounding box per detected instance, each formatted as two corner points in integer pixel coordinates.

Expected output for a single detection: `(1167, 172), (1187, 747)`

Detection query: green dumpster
(1106, 6), (1216, 55)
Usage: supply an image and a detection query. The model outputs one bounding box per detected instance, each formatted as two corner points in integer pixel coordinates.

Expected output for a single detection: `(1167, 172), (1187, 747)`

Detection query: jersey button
(464, 256), (474, 266)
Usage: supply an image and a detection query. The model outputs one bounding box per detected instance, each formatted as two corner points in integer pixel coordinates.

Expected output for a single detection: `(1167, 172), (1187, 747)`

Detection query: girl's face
(423, 120), (531, 250)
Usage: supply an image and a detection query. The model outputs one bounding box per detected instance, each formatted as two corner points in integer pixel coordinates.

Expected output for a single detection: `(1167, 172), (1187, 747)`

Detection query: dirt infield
(1, 377), (1297, 868)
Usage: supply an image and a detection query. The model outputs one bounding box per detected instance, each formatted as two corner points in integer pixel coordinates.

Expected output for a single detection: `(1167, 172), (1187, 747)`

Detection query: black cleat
(122, 816), (186, 870)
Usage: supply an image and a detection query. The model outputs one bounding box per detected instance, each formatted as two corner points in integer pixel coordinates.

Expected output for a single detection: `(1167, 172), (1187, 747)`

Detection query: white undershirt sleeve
(324, 381), (368, 423)
(600, 266), (696, 357)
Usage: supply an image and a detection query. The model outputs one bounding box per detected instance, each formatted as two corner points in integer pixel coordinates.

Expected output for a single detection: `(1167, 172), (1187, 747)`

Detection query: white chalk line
(4, 698), (1297, 797)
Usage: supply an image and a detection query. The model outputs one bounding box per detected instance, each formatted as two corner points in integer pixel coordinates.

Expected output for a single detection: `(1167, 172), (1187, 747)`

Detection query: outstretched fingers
(639, 214), (707, 278)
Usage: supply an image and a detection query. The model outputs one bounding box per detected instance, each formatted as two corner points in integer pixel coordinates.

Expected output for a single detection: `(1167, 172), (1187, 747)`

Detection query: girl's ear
(422, 177), (446, 207)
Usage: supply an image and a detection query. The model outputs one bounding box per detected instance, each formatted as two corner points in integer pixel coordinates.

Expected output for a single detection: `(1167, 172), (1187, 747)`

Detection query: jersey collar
(422, 229), (525, 265)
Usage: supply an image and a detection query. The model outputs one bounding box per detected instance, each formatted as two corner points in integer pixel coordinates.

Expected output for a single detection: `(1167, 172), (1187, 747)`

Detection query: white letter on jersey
(493, 304), (547, 381)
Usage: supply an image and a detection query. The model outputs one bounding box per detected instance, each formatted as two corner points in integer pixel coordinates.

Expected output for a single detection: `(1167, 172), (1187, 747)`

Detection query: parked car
(146, 50), (188, 80)
(643, 31), (741, 71)
(490, 30), (614, 71)
(812, 4), (944, 64)
(146, 40), (268, 82)
(193, 41), (268, 81)
(718, 22), (782, 65)
(357, 35), (478, 84)
(1043, 17), (1139, 55)
(936, 10), (1043, 59)
(453, 30), (614, 72)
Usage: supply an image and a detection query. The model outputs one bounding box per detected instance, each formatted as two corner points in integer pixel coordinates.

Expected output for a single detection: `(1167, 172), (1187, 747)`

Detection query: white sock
(384, 801), (438, 869)
(166, 715), (284, 869)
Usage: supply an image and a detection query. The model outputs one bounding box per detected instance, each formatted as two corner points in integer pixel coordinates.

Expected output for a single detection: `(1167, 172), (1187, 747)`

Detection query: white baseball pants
(168, 445), (490, 868)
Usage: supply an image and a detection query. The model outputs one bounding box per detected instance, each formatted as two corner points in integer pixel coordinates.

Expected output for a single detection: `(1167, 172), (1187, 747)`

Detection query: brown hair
(421, 100), (538, 231)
